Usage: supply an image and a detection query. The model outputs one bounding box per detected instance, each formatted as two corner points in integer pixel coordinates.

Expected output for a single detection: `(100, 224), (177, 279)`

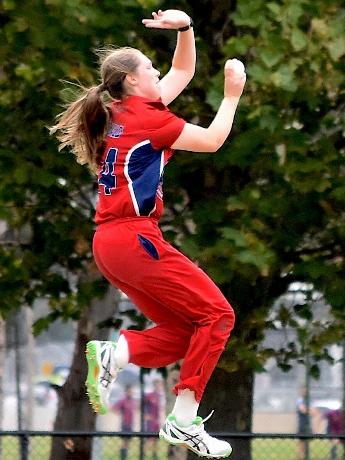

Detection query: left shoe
(85, 340), (120, 414)
(159, 412), (232, 458)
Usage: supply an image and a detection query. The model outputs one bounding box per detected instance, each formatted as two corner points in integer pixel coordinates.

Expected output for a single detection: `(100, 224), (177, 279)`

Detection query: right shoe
(159, 412), (232, 458)
(85, 340), (120, 414)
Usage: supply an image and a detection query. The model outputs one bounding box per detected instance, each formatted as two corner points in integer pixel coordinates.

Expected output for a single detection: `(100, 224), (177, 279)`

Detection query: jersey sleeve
(142, 100), (186, 150)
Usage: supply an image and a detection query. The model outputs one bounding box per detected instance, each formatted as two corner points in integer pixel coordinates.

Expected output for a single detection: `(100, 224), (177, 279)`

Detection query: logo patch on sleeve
(108, 123), (124, 138)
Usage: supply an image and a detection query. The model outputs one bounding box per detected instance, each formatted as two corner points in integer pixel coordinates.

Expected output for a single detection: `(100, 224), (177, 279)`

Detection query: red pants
(93, 217), (235, 402)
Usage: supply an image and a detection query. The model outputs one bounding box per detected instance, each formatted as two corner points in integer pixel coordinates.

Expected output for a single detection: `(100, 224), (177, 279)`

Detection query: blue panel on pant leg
(138, 234), (160, 260)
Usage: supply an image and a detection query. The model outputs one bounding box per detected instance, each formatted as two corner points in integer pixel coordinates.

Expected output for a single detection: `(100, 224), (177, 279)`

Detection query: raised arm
(171, 59), (246, 152)
(142, 9), (196, 106)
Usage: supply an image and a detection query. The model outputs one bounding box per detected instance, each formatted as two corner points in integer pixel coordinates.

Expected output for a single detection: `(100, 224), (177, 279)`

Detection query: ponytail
(50, 84), (109, 173)
(50, 46), (140, 173)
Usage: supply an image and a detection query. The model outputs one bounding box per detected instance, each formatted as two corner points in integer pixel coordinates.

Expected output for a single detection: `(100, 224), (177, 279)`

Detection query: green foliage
(0, 0), (146, 320)
(165, 0), (345, 373)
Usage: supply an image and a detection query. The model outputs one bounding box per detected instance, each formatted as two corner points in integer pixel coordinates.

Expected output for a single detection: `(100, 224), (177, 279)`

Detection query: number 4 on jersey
(98, 147), (118, 195)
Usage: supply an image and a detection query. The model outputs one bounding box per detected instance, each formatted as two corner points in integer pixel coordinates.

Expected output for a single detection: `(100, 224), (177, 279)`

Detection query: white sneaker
(159, 412), (232, 458)
(85, 340), (120, 414)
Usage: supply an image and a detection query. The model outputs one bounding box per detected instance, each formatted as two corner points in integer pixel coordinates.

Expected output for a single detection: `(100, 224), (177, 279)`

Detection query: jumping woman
(51, 8), (246, 458)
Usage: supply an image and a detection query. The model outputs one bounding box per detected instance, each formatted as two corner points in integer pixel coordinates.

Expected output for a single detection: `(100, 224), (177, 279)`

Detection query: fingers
(142, 10), (166, 28)
(146, 10), (164, 21)
(142, 9), (189, 29)
(142, 19), (167, 29)
(224, 59), (246, 97)
(224, 59), (246, 77)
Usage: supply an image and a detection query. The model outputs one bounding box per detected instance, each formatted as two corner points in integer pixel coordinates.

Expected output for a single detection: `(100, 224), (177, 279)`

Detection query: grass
(0, 435), (343, 460)
(252, 439), (344, 460)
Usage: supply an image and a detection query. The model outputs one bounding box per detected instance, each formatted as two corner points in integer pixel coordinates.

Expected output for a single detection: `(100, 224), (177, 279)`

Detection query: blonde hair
(50, 47), (141, 173)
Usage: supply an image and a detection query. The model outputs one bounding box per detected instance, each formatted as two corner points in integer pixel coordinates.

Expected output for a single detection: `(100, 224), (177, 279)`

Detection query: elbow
(188, 68), (196, 82)
(178, 68), (195, 86)
(205, 137), (223, 153)
(183, 70), (195, 88)
(212, 140), (223, 152)
(207, 145), (219, 153)
(202, 128), (225, 153)
(201, 144), (220, 153)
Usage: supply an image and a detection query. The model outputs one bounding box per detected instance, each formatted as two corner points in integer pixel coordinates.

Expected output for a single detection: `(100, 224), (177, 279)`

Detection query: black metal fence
(0, 431), (344, 460)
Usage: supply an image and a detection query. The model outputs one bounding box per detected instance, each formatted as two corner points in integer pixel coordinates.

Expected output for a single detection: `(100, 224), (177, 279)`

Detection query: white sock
(113, 334), (129, 370)
(172, 389), (199, 426)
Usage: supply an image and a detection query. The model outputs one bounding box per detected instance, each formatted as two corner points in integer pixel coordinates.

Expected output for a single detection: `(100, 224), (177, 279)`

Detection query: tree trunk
(24, 307), (35, 429)
(187, 366), (253, 460)
(49, 285), (120, 460)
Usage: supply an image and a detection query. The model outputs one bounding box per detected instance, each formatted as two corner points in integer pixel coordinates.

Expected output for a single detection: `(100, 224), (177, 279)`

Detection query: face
(153, 379), (162, 392)
(125, 52), (161, 99)
(125, 386), (133, 396)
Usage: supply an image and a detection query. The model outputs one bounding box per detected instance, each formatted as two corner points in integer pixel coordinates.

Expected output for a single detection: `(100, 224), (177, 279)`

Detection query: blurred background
(2, 289), (344, 431)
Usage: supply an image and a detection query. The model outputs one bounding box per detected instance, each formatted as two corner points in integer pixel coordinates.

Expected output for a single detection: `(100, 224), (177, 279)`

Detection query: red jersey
(95, 95), (185, 224)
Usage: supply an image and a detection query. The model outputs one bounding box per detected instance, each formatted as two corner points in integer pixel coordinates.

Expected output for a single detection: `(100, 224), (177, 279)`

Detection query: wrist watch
(178, 18), (194, 32)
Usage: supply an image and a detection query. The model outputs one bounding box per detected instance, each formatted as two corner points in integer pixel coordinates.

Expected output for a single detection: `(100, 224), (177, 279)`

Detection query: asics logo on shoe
(100, 350), (113, 387)
(169, 426), (209, 454)
(100, 344), (116, 388)
(100, 366), (112, 388)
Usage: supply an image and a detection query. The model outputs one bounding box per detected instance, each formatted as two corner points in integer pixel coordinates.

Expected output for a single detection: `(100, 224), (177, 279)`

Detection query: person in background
(325, 407), (344, 460)
(144, 379), (165, 459)
(296, 387), (311, 460)
(112, 385), (137, 460)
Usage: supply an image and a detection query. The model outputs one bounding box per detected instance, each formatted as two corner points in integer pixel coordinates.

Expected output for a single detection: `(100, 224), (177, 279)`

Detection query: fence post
(19, 432), (29, 460)
(139, 369), (145, 460)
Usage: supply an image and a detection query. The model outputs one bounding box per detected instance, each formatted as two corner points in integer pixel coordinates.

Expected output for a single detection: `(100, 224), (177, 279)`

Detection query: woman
(51, 9), (246, 458)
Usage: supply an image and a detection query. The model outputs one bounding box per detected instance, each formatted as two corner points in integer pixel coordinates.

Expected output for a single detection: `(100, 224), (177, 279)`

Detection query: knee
(213, 303), (235, 339)
(221, 305), (235, 335)
(195, 300), (235, 335)
(227, 303), (236, 330)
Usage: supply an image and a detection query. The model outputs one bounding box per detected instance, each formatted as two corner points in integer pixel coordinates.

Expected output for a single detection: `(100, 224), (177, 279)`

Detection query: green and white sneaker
(159, 412), (232, 458)
(85, 340), (120, 414)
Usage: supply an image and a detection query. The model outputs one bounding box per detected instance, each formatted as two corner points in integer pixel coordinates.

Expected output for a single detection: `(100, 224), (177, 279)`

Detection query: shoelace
(199, 410), (215, 424)
(193, 410), (218, 443)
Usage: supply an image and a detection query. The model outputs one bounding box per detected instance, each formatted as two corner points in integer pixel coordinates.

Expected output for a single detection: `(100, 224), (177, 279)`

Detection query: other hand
(224, 59), (246, 98)
(142, 9), (191, 30)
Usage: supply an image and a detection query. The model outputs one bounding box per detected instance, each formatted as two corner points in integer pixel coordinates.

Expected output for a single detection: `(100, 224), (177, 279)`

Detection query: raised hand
(142, 9), (191, 30)
(224, 59), (246, 98)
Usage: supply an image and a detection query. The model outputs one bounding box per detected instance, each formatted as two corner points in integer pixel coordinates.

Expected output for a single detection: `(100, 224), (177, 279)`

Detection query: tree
(0, 0), (148, 316)
(1, 2), (150, 458)
(0, 2), (146, 458)
(49, 284), (120, 460)
(160, 1), (344, 458)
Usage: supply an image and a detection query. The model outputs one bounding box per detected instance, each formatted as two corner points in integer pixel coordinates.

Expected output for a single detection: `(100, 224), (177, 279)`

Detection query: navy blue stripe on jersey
(124, 140), (164, 216)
